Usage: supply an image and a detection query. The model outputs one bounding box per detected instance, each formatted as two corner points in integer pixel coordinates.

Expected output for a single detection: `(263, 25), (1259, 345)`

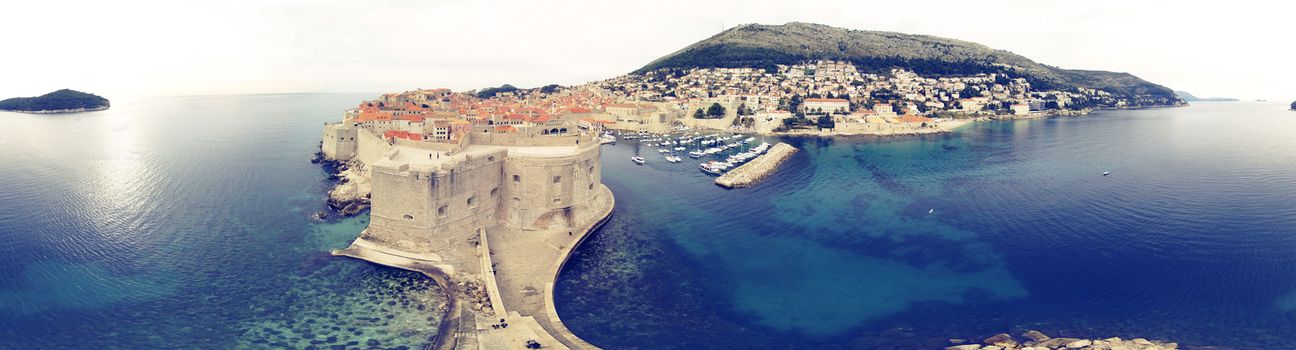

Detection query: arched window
(550, 128), (559, 135)
(541, 129), (549, 135)
(559, 128), (567, 134)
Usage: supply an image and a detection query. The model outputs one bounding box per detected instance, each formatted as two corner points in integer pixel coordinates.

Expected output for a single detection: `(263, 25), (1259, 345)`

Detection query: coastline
(332, 185), (616, 350)
(761, 118), (974, 137)
(0, 106), (110, 114)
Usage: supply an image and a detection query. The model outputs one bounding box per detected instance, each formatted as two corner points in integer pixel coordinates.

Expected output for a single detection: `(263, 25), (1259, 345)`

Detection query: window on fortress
(553, 176), (561, 183)
(553, 198), (561, 204)
(403, 214), (413, 220)
(589, 183), (594, 191)
(438, 205), (447, 218)
(490, 188), (498, 198)
(467, 196), (477, 209)
(513, 175), (520, 183)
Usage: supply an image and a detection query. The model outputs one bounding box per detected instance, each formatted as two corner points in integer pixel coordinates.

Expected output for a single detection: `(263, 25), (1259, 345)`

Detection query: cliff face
(637, 22), (1183, 107)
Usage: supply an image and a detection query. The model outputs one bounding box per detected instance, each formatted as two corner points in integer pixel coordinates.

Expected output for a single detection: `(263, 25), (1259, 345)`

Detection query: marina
(605, 130), (783, 182)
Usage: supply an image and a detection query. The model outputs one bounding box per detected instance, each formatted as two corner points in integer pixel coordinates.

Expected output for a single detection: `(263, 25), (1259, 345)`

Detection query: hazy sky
(3, 0), (1292, 100)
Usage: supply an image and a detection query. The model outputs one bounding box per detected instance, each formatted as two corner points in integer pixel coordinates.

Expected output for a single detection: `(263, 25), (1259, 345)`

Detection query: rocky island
(0, 89), (110, 113)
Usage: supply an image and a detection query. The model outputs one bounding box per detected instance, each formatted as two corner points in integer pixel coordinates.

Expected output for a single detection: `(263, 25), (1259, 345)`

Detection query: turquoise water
(557, 102), (1296, 349)
(0, 94), (445, 349)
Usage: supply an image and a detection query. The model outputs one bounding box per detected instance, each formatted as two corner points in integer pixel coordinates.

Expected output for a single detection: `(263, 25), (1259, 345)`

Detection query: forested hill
(636, 22), (1182, 107)
(0, 89), (110, 112)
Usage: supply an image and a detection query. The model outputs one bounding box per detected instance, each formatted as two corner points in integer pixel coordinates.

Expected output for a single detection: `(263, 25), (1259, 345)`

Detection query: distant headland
(0, 89), (110, 114)
(1175, 91), (1238, 102)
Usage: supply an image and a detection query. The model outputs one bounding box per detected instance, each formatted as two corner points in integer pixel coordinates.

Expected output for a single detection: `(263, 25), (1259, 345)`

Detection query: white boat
(599, 134), (617, 144)
(631, 156), (645, 165)
(665, 155), (682, 163)
(699, 162), (724, 175)
(688, 150), (705, 158)
(1103, 171), (1110, 176)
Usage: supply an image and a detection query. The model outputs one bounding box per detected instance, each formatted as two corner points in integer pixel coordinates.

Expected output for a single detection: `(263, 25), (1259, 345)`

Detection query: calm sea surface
(556, 102), (1296, 349)
(2, 96), (1294, 349)
(0, 94), (446, 350)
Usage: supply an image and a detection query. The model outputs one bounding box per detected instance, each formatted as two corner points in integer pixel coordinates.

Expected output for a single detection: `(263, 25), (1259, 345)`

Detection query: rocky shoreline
(312, 150), (371, 219)
(945, 330), (1179, 350)
(0, 106), (110, 114)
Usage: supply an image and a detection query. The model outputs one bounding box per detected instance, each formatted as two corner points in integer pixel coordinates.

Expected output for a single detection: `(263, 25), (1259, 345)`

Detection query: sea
(2, 95), (1294, 349)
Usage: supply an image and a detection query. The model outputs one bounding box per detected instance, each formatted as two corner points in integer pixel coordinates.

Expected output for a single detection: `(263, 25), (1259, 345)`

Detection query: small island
(1290, 100), (1295, 111)
(0, 89), (110, 113)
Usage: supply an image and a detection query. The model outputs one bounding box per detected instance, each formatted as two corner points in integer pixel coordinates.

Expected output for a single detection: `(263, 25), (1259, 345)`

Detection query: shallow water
(556, 102), (1296, 349)
(0, 94), (445, 349)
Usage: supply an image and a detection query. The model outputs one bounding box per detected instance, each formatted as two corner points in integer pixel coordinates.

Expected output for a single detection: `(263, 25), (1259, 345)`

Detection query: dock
(715, 142), (797, 188)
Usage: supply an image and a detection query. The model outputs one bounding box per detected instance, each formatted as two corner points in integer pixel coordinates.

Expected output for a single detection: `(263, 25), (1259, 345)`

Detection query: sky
(2, 0), (1292, 100)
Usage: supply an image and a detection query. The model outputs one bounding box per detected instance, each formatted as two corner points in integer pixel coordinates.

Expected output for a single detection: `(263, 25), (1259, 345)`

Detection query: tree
(706, 103), (726, 118)
(693, 108), (705, 118)
(789, 94), (804, 112)
(475, 84), (520, 98)
(737, 103), (751, 116)
(959, 86), (980, 98)
(870, 88), (897, 101)
(817, 115), (835, 130)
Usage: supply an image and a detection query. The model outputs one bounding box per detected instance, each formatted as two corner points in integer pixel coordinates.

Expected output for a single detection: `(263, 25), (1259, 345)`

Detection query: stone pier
(715, 142), (797, 188)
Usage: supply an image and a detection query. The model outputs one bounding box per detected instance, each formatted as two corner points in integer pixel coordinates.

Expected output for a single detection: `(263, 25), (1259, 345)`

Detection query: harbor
(606, 129), (786, 180)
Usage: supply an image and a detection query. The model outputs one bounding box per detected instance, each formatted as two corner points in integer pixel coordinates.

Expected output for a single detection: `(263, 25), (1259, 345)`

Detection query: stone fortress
(320, 89), (614, 350)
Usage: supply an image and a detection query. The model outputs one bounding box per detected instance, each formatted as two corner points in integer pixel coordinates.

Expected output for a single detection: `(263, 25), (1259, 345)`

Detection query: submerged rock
(983, 333), (1018, 348)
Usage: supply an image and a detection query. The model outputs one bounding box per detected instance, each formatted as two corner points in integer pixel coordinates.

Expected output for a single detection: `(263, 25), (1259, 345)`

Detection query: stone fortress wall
(322, 120), (604, 257)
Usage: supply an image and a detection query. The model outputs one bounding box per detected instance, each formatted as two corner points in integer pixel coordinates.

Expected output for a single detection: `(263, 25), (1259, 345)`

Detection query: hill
(1175, 91), (1238, 102)
(0, 89), (110, 113)
(636, 22), (1182, 107)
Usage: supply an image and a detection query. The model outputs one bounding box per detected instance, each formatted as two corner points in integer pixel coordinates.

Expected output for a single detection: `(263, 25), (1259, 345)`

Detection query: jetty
(715, 142), (797, 188)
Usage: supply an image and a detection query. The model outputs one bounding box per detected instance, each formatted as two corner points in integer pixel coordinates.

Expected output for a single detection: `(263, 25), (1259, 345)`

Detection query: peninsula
(321, 88), (613, 349)
(1175, 91), (1238, 102)
(0, 89), (109, 113)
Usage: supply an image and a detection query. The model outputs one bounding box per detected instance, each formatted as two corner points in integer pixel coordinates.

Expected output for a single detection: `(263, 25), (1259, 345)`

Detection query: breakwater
(715, 142), (797, 188)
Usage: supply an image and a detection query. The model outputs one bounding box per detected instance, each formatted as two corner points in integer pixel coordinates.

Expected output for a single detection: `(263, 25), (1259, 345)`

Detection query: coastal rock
(1066, 339), (1092, 348)
(983, 333), (1019, 348)
(310, 211), (329, 221)
(945, 345), (982, 350)
(1022, 330), (1050, 343)
(326, 161), (371, 217)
